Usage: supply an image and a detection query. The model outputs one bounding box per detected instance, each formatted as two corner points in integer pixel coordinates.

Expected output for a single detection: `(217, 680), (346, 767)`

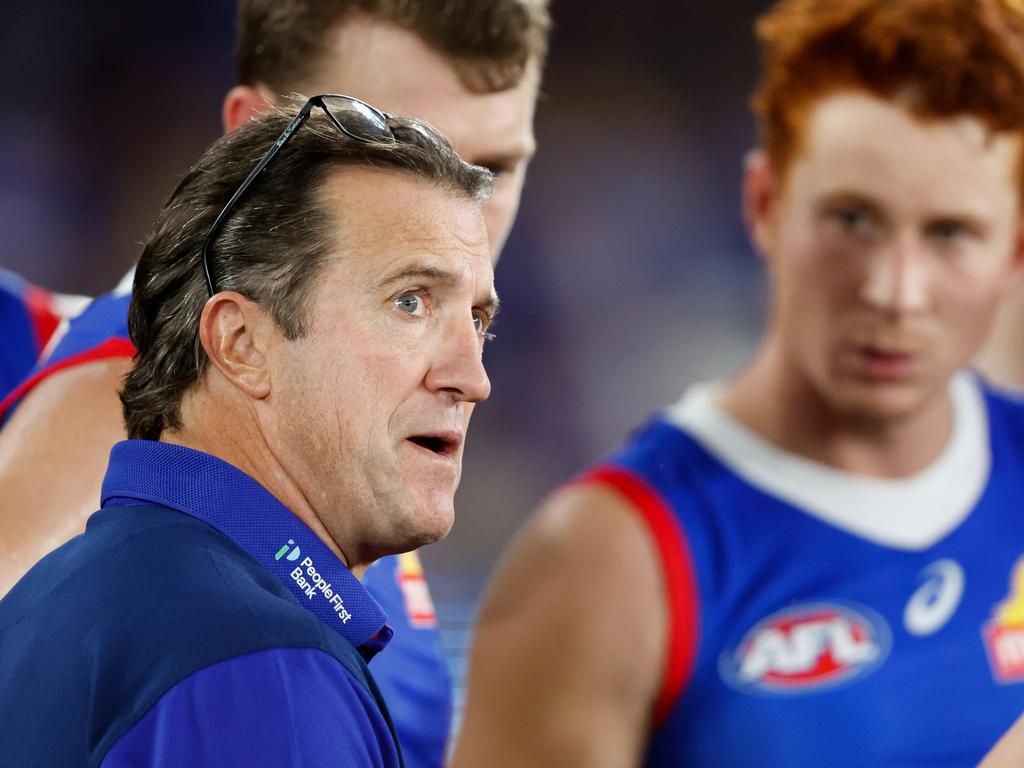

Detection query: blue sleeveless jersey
(0, 272), (133, 422)
(585, 374), (1024, 767)
(0, 272), (452, 766)
(0, 267), (65, 403)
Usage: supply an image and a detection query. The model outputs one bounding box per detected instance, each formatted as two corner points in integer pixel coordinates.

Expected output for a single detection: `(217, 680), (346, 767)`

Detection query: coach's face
(267, 168), (495, 567)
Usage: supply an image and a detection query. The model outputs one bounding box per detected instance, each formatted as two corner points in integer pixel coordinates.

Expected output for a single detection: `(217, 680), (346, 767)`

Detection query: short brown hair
(753, 0), (1024, 183)
(236, 0), (551, 95)
(120, 106), (491, 441)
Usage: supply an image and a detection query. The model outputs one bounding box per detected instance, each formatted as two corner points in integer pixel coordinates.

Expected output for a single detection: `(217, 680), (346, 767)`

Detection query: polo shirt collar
(101, 439), (392, 661)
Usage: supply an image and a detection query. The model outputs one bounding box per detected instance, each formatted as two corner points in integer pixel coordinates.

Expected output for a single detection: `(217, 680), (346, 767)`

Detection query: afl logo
(720, 602), (891, 695)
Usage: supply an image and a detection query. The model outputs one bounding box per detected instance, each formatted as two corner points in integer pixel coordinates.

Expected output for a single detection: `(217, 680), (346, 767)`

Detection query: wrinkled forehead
(315, 166), (490, 271)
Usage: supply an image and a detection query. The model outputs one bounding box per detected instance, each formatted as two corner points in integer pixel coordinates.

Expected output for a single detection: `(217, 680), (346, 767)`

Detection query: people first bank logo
(274, 539), (353, 625)
(274, 540), (302, 562)
(720, 602), (891, 695)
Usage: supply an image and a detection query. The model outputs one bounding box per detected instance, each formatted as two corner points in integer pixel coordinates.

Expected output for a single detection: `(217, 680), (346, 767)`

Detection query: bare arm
(0, 358), (130, 595)
(451, 483), (669, 767)
(980, 714), (1024, 768)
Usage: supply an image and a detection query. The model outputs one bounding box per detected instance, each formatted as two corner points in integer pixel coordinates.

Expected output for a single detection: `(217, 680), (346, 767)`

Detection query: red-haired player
(455, 1), (1024, 765)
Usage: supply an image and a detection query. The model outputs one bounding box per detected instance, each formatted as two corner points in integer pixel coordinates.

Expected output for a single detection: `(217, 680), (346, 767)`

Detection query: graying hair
(121, 105), (492, 440)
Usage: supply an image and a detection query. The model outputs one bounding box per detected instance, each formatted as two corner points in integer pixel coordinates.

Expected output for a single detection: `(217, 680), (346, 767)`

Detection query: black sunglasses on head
(202, 93), (422, 296)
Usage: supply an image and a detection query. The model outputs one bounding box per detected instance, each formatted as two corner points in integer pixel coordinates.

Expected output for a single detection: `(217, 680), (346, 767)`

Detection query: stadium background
(1, 0), (773, 715)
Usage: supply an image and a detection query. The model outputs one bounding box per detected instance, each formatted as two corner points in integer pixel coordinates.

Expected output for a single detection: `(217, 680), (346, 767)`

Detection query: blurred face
(303, 17), (539, 260)
(751, 90), (1024, 421)
(266, 168), (495, 565)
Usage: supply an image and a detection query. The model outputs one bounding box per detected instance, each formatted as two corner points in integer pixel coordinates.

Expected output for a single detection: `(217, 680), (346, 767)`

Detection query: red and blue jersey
(0, 270), (131, 422)
(0, 270), (452, 767)
(0, 267), (85, 404)
(583, 373), (1024, 766)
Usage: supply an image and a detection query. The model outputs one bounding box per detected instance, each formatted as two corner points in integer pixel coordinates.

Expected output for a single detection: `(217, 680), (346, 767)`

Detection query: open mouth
(407, 434), (459, 458)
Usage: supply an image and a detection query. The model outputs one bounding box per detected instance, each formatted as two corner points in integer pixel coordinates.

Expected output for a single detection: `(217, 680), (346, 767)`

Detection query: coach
(0, 96), (495, 766)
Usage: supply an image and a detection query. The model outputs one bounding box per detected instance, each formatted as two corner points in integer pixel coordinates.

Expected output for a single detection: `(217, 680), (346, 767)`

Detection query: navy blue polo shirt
(0, 440), (403, 767)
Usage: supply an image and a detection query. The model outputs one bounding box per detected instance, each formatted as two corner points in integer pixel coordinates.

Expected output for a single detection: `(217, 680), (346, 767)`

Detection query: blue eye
(473, 311), (495, 342)
(395, 294), (425, 316)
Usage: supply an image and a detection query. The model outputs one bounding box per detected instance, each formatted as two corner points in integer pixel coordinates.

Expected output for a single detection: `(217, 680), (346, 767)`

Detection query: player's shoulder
(475, 475), (669, 683)
(0, 270), (132, 422)
(499, 464), (683, 645)
(0, 267), (29, 299)
(980, 374), (1024, 415)
(533, 478), (660, 563)
(604, 381), (726, 473)
(43, 280), (133, 364)
(0, 266), (91, 353)
(573, 382), (730, 537)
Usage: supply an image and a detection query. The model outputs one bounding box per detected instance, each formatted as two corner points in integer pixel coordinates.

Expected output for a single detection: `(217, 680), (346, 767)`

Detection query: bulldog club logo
(983, 557), (1024, 684)
(397, 552), (438, 629)
(720, 602), (891, 695)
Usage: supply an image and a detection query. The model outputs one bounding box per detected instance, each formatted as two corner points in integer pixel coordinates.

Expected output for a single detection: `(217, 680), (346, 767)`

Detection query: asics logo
(903, 559), (964, 637)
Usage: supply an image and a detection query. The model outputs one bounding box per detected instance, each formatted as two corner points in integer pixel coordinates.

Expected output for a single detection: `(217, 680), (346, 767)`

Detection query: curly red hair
(753, 0), (1024, 186)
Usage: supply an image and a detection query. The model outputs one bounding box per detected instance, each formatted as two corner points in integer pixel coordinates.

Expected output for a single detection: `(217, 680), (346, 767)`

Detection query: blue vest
(586, 374), (1024, 766)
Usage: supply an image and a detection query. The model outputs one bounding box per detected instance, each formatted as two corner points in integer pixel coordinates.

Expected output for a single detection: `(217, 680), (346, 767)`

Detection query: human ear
(221, 85), (275, 133)
(198, 292), (274, 399)
(743, 149), (781, 261)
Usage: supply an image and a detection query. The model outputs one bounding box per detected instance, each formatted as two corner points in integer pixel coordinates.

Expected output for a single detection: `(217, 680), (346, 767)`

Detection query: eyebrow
(379, 265), (501, 315)
(817, 190), (992, 227)
(477, 146), (536, 169)
(380, 265), (458, 288)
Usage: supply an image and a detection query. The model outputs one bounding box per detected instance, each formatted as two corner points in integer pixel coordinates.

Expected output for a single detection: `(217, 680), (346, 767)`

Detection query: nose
(424, 317), (492, 404)
(860, 234), (930, 314)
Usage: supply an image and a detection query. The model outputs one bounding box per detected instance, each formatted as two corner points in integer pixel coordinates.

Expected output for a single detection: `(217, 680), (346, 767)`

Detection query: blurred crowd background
(0, 0), (773, 598)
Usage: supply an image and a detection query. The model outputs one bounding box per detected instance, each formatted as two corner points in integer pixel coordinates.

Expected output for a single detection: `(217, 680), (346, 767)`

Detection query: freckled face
(265, 168), (496, 565)
(756, 90), (1024, 421)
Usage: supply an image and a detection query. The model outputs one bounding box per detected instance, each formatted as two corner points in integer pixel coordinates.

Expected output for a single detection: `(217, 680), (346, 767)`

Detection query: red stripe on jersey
(576, 464), (699, 727)
(22, 284), (61, 352)
(0, 337), (136, 422)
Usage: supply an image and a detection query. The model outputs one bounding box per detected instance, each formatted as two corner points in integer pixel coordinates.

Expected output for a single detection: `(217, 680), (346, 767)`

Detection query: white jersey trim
(38, 269), (134, 363)
(663, 372), (990, 551)
(113, 267), (136, 297)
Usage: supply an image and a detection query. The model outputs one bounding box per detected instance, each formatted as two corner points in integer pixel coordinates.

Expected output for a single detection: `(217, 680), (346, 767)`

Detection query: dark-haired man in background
(0, 2), (548, 764)
(0, 100), (496, 766)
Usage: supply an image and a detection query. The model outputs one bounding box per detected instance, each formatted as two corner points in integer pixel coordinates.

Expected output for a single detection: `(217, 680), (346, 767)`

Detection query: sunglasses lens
(321, 96), (392, 141)
(396, 121), (445, 150)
